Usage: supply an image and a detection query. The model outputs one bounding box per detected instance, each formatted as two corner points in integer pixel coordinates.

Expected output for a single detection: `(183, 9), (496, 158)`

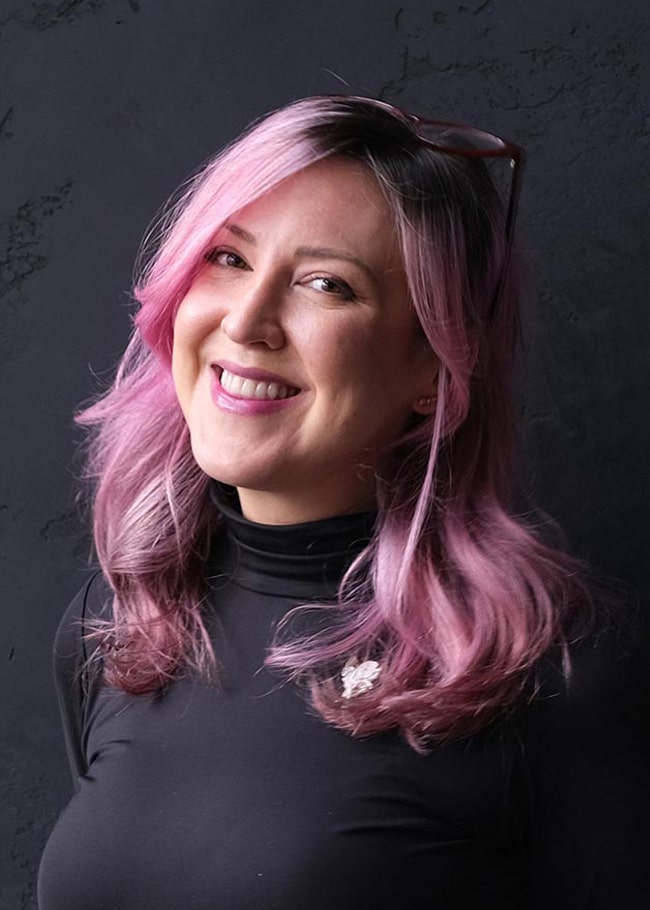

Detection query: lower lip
(210, 372), (303, 416)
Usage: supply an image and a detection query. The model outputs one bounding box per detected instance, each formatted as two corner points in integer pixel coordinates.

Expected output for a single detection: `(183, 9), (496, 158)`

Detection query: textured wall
(1, 0), (648, 904)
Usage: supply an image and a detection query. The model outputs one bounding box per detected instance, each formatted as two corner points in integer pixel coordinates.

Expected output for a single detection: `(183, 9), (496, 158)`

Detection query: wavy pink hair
(78, 96), (592, 746)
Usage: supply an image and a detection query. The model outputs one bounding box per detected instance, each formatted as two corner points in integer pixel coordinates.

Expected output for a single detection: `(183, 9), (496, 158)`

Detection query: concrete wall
(1, 0), (648, 904)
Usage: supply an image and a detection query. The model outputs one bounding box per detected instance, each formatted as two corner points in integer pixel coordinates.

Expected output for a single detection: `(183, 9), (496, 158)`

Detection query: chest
(41, 670), (525, 910)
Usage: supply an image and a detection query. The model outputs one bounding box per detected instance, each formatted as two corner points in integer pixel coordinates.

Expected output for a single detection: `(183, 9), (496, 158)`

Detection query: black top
(39, 488), (650, 909)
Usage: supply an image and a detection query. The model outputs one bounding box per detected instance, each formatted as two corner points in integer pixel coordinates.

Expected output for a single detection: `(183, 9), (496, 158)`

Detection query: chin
(190, 445), (275, 492)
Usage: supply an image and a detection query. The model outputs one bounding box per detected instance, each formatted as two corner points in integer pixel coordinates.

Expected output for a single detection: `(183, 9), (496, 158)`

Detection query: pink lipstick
(210, 363), (303, 416)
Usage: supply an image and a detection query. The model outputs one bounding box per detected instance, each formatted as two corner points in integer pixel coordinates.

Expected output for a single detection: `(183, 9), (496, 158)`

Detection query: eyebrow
(223, 222), (377, 282)
(223, 222), (256, 244)
(294, 246), (377, 282)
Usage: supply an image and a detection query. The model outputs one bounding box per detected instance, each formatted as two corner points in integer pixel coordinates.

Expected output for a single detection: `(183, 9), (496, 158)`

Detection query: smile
(217, 367), (301, 401)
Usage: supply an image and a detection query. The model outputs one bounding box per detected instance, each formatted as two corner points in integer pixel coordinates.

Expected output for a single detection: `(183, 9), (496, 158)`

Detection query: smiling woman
(172, 158), (437, 523)
(39, 96), (649, 910)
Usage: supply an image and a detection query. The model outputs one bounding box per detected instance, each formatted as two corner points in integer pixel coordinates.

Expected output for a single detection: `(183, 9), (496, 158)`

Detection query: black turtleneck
(210, 481), (375, 597)
(39, 486), (650, 909)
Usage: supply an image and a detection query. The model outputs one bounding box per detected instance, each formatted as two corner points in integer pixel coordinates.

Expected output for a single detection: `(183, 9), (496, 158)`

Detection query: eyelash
(205, 248), (247, 269)
(204, 247), (357, 302)
(306, 275), (356, 302)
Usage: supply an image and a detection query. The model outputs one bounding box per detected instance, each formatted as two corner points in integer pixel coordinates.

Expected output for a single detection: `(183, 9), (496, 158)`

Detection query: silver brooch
(341, 659), (381, 699)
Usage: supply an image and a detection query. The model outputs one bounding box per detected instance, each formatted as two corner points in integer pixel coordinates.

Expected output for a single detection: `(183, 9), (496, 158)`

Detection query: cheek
(171, 306), (204, 409)
(172, 290), (215, 361)
(332, 319), (412, 388)
(173, 282), (223, 344)
(307, 328), (381, 402)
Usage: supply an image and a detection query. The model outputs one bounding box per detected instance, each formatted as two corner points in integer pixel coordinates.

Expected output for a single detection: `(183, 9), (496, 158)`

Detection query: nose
(220, 275), (286, 350)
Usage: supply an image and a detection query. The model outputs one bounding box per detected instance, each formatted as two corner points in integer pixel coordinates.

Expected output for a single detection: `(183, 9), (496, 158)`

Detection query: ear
(412, 386), (438, 415)
(411, 352), (439, 416)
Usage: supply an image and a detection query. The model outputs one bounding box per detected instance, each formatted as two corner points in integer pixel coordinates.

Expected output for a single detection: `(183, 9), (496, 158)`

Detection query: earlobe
(412, 360), (439, 415)
(413, 392), (437, 415)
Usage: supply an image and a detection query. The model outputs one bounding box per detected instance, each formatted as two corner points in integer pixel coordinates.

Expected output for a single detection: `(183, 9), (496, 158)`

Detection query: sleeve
(52, 571), (110, 788)
(520, 601), (650, 908)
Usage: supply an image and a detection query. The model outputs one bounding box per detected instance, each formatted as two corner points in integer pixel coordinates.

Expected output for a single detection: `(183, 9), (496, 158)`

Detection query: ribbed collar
(208, 483), (375, 598)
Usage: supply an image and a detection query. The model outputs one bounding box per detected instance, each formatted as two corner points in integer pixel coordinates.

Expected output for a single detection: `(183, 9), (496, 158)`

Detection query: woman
(39, 96), (648, 908)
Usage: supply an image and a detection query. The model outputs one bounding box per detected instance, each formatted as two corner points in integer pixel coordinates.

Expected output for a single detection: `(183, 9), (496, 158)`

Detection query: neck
(236, 484), (377, 526)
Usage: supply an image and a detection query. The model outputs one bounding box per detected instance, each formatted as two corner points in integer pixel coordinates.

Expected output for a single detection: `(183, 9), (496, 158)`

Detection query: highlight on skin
(77, 96), (593, 747)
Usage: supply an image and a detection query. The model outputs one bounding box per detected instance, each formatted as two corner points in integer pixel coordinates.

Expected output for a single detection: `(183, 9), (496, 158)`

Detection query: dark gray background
(1, 0), (648, 905)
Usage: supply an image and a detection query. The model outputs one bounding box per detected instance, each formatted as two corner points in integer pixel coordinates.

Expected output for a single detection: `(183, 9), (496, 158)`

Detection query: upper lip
(213, 360), (303, 390)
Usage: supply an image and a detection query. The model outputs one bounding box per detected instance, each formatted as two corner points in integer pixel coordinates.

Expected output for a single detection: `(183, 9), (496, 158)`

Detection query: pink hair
(78, 96), (592, 746)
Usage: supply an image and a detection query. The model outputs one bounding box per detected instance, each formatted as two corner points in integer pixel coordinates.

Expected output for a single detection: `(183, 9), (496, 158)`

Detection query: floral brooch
(341, 659), (381, 699)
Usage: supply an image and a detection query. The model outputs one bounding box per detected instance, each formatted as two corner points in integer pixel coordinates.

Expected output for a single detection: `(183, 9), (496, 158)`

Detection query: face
(172, 157), (437, 524)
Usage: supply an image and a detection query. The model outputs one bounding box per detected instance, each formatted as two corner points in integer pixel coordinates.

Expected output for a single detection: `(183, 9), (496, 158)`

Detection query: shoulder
(515, 592), (650, 777)
(509, 597), (650, 904)
(54, 570), (114, 675)
(53, 572), (114, 784)
(532, 595), (649, 727)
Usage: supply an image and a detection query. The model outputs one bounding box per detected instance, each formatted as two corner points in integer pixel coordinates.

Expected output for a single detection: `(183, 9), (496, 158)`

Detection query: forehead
(229, 157), (400, 261)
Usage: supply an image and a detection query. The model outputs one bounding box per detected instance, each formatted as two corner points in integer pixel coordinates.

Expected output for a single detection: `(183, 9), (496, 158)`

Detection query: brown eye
(205, 248), (248, 269)
(307, 276), (356, 301)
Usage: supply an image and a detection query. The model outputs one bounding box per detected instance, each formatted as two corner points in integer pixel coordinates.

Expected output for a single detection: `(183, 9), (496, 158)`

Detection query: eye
(305, 275), (356, 301)
(205, 248), (248, 270)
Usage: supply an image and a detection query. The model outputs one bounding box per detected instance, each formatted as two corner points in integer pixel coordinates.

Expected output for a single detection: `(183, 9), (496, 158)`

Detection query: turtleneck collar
(208, 483), (376, 598)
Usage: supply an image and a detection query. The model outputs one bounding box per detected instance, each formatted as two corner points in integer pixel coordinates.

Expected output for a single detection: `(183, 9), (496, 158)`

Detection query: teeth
(220, 368), (298, 401)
